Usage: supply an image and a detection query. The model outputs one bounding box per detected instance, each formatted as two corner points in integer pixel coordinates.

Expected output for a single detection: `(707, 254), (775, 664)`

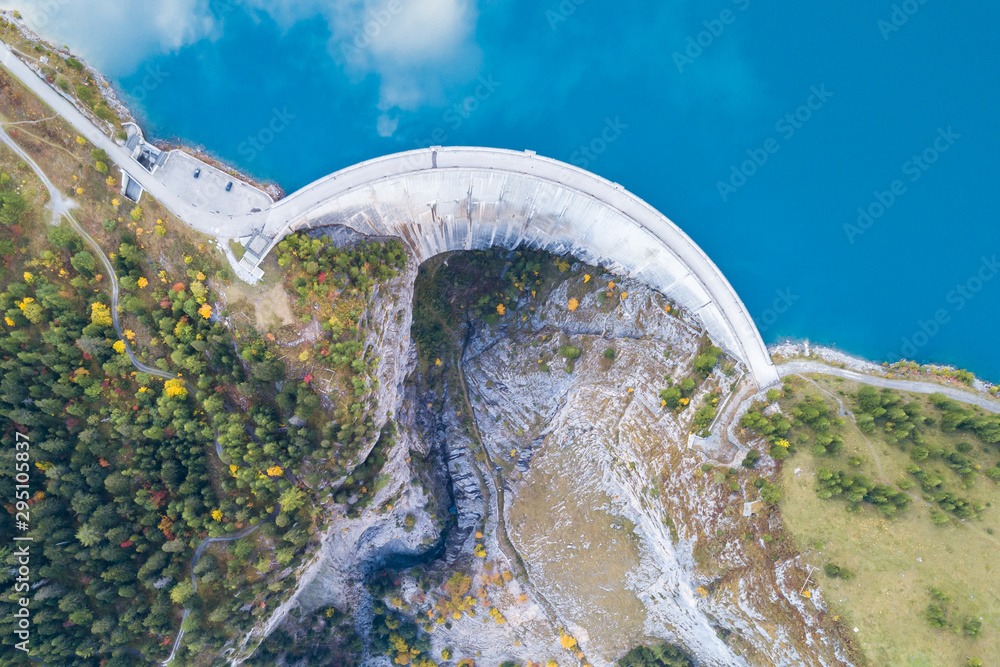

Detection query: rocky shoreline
(770, 339), (999, 397)
(0, 9), (285, 200)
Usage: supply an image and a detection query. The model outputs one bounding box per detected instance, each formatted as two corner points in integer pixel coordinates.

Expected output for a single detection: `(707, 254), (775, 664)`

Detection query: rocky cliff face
(234, 256), (439, 661)
(246, 251), (854, 667)
(455, 270), (854, 666)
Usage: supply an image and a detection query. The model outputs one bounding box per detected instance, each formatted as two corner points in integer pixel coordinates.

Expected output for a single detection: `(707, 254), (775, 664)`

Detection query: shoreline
(0, 9), (285, 201)
(770, 339), (1000, 400)
(2, 11), (997, 395)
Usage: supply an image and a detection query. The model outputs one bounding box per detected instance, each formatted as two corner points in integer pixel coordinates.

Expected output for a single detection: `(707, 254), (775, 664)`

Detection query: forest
(0, 170), (404, 664)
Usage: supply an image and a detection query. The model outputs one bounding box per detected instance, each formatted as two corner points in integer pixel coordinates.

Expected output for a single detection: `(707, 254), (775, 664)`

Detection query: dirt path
(1, 122), (268, 666)
(791, 372), (1000, 551)
(793, 374), (890, 484)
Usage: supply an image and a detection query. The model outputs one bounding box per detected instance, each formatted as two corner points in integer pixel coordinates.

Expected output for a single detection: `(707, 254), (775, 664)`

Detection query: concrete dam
(0, 40), (778, 386)
(247, 147), (780, 387)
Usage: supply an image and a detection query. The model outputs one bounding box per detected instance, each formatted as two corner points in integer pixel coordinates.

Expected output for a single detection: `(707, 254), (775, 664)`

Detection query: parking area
(155, 151), (273, 217)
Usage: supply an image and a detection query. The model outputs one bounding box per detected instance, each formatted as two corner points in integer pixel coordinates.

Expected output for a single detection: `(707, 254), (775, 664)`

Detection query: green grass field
(776, 376), (998, 667)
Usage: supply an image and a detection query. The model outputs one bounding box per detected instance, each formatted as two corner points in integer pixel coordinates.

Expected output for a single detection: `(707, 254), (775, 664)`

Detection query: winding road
(0, 123), (263, 666)
(777, 361), (1000, 414)
(5, 40), (1000, 665)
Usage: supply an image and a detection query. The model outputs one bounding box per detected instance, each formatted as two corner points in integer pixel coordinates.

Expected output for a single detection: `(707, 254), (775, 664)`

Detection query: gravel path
(777, 361), (1000, 414)
(1, 123), (264, 667)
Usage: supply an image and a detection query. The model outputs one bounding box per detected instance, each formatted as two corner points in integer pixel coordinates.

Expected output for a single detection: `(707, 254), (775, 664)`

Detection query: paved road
(0, 39), (779, 388)
(162, 507), (278, 666)
(1, 122), (261, 666)
(1, 126), (181, 384)
(0, 42), (268, 236)
(777, 361), (1000, 414)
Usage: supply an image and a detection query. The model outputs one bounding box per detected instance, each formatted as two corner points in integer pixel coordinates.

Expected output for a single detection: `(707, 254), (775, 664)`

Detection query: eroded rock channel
(250, 247), (853, 667)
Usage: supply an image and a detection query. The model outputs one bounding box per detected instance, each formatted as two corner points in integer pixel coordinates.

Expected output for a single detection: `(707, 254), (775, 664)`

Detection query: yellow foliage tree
(163, 379), (187, 398)
(560, 634), (577, 649)
(112, 340), (126, 354)
(567, 298), (579, 312)
(198, 303), (212, 319)
(90, 302), (113, 327)
(496, 303), (506, 315)
(137, 276), (148, 288)
(266, 466), (283, 477)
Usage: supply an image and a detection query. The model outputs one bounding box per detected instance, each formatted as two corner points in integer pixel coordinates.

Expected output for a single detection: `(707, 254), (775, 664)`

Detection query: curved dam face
(0, 43), (776, 386)
(253, 147), (779, 387)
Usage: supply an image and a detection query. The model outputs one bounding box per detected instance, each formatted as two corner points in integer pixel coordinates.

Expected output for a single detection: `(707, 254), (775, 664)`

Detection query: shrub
(603, 347), (616, 360)
(692, 346), (722, 377)
(618, 641), (694, 667)
(558, 345), (582, 360)
(692, 404), (716, 432)
(925, 604), (948, 629)
(759, 480), (781, 504)
(660, 387), (681, 409)
(741, 449), (760, 468)
(962, 617), (982, 638)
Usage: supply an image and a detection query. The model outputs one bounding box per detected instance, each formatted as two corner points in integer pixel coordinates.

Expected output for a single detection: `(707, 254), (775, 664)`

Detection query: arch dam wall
(251, 147), (780, 387)
(0, 44), (777, 385)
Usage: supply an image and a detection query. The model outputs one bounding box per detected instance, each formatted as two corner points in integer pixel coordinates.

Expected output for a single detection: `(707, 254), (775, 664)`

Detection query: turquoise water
(106, 1), (998, 379)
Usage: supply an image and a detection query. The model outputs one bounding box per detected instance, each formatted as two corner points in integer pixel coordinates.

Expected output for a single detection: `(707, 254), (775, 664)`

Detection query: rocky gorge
(244, 245), (855, 667)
